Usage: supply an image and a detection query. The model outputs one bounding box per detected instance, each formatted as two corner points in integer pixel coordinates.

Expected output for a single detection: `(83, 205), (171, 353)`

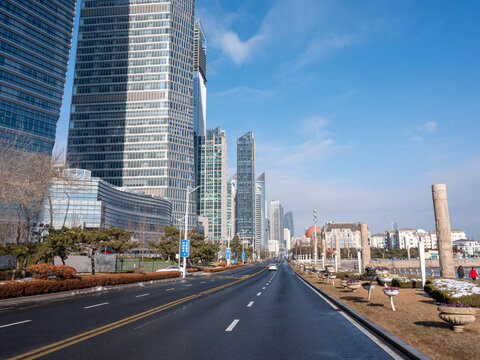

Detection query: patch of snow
(138, 282), (144, 287)
(433, 279), (480, 298)
(93, 286), (107, 292)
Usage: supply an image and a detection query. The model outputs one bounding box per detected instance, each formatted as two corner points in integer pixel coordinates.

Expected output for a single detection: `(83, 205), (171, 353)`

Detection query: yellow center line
(10, 267), (266, 360)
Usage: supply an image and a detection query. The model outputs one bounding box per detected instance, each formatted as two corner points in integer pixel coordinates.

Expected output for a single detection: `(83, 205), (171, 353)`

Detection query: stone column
(360, 223), (371, 269)
(432, 184), (455, 278)
(335, 233), (341, 268)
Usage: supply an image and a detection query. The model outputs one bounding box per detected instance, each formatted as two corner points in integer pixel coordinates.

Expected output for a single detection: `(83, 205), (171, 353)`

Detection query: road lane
(0, 265), (265, 359)
(1, 262), (408, 359)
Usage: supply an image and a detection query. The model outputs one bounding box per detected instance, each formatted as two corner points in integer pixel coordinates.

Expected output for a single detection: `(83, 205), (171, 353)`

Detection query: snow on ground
(433, 279), (480, 298)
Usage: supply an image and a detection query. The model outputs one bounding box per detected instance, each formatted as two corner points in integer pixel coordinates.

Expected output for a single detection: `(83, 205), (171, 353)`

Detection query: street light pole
(175, 217), (183, 270)
(226, 218), (236, 266)
(183, 185), (200, 278)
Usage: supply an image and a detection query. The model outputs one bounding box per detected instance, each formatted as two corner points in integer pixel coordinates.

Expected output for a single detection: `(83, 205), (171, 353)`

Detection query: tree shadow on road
(366, 303), (384, 307)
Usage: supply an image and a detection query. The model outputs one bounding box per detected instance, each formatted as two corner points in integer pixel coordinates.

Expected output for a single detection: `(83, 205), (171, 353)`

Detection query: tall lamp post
(175, 217), (184, 270)
(313, 208), (318, 266)
(182, 185), (201, 278)
(356, 245), (362, 274)
(226, 218), (237, 266)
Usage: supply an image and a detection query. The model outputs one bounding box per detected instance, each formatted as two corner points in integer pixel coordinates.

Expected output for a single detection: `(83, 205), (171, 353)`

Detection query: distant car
(157, 265), (185, 273)
(268, 264), (277, 271)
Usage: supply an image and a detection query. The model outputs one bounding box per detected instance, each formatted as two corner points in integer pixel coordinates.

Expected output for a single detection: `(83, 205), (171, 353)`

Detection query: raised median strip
(8, 266), (266, 360)
(293, 266), (430, 360)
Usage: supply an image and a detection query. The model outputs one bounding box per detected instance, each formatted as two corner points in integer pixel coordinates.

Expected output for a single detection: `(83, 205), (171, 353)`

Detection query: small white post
(335, 252), (338, 272)
(419, 240), (426, 287)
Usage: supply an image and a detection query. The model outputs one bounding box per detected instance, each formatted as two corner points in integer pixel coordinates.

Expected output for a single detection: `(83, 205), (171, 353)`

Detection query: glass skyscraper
(284, 211), (294, 237)
(236, 131), (255, 243)
(67, 0), (197, 228)
(193, 19), (206, 137)
(196, 127), (227, 243)
(255, 172), (267, 250)
(269, 200), (284, 250)
(0, 0), (77, 154)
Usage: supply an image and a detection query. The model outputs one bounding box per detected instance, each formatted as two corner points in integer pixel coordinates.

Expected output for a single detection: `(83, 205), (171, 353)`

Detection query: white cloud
(210, 86), (271, 99)
(215, 31), (265, 65)
(420, 121), (438, 133)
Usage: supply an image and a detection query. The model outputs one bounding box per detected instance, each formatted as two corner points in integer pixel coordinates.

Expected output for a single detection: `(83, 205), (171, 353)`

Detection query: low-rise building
(323, 222), (364, 249)
(369, 233), (387, 248)
(38, 169), (171, 241)
(453, 239), (480, 256)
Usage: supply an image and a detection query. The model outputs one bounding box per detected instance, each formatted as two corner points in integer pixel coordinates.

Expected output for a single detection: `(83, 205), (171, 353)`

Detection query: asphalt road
(1, 262), (405, 360)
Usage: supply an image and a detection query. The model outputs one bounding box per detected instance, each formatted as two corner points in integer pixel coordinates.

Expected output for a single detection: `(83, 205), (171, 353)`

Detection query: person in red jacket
(469, 267), (478, 281)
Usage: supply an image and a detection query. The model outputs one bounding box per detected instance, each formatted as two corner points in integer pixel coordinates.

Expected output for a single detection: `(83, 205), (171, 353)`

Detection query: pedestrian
(469, 267), (478, 281)
(457, 265), (465, 279)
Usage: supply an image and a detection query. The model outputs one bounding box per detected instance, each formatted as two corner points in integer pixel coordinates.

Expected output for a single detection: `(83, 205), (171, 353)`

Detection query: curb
(293, 268), (431, 360)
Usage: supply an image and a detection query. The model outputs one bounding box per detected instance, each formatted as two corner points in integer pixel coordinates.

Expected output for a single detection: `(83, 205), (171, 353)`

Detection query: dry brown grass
(297, 268), (480, 360)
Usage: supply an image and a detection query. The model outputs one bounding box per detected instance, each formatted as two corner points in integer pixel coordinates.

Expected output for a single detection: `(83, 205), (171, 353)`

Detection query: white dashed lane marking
(247, 301), (254, 307)
(257, 292), (261, 296)
(226, 319), (240, 332)
(84, 302), (109, 309)
(135, 293), (149, 298)
(0, 320), (32, 329)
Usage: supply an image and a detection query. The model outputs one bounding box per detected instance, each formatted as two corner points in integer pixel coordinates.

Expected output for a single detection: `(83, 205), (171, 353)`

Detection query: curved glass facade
(40, 169), (171, 240)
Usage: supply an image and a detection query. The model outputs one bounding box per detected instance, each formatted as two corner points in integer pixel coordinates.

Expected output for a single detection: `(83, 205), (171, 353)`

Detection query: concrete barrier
(0, 256), (14, 270)
(54, 254), (116, 273)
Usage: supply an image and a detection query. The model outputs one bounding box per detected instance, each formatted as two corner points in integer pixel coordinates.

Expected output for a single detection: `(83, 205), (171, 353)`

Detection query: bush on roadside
(54, 265), (77, 279)
(424, 281), (480, 307)
(25, 264), (56, 279)
(391, 278), (423, 289)
(0, 271), (180, 299)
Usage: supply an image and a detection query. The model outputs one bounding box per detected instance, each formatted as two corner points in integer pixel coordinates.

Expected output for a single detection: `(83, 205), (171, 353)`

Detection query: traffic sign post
(181, 239), (190, 258)
(226, 248), (231, 265)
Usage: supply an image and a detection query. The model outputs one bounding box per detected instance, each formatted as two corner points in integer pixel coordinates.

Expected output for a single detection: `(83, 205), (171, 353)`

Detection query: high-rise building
(236, 131), (256, 243)
(255, 173), (267, 250)
(226, 175), (236, 240)
(193, 19), (206, 137)
(284, 211), (294, 237)
(196, 127), (227, 243)
(67, 0), (196, 228)
(0, 0), (77, 154)
(269, 200), (284, 250)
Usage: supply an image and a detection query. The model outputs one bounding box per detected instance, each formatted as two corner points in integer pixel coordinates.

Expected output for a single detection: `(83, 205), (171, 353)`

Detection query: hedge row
(0, 271), (180, 299)
(202, 264), (244, 273)
(391, 278), (423, 289)
(424, 280), (480, 307)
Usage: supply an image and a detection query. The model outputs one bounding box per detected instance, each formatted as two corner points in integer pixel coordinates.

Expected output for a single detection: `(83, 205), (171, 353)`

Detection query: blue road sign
(236, 258), (238, 263)
(242, 251), (245, 260)
(226, 248), (231, 260)
(181, 239), (190, 258)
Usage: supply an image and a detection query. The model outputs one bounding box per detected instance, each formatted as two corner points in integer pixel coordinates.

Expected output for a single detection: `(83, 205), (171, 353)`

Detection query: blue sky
(55, 0), (480, 238)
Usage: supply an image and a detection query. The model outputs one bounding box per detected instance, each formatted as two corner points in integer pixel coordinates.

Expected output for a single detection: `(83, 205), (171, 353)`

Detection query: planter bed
(0, 271), (180, 299)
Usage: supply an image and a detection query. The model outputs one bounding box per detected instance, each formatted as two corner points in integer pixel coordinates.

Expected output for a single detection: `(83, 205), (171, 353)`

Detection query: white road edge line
(297, 274), (402, 360)
(135, 293), (149, 298)
(185, 284), (192, 287)
(225, 319), (239, 332)
(257, 292), (261, 296)
(0, 320), (32, 329)
(166, 288), (175, 291)
(247, 301), (254, 307)
(84, 302), (109, 309)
